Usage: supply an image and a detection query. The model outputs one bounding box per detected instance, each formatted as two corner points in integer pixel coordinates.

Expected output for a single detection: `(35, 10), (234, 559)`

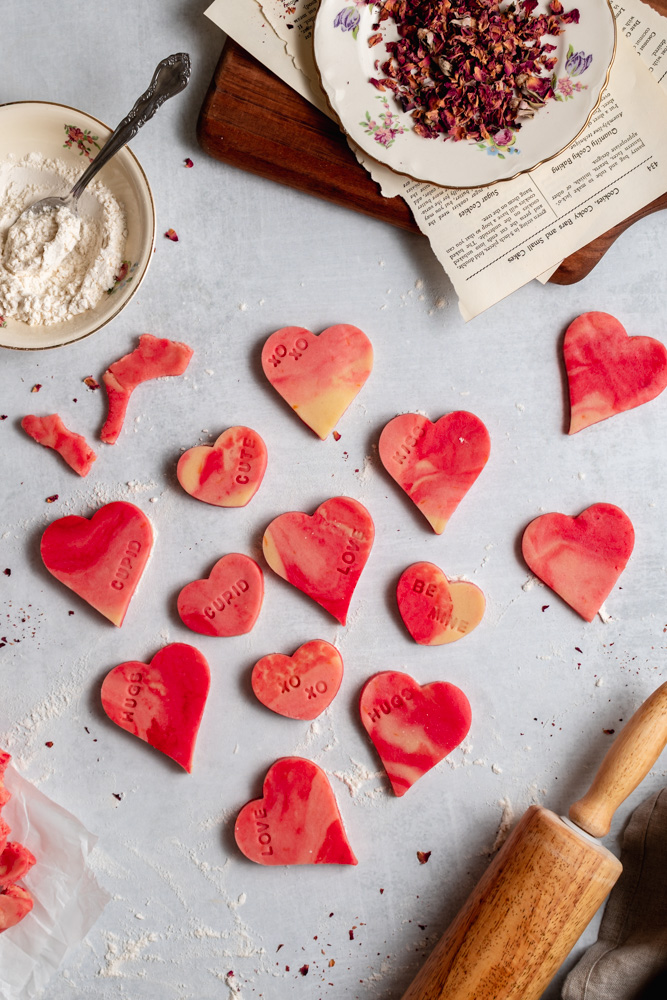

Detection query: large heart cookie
(378, 412), (490, 534)
(177, 426), (267, 507)
(263, 497), (374, 624)
(396, 562), (485, 645)
(252, 640), (343, 720)
(234, 757), (357, 865)
(522, 503), (635, 621)
(177, 553), (264, 637)
(360, 672), (471, 797)
(564, 312), (667, 433)
(262, 325), (373, 439)
(41, 501), (153, 626)
(101, 643), (210, 772)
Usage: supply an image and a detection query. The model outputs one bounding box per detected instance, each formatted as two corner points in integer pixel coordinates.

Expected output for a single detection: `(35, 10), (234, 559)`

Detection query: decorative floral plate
(314, 0), (616, 188)
(0, 102), (155, 351)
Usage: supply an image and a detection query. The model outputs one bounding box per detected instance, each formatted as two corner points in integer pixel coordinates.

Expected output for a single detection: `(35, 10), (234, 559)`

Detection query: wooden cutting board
(197, 35), (667, 285)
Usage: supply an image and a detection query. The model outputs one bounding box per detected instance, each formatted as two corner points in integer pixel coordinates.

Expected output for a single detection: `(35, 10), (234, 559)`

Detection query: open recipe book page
(206, 0), (667, 319)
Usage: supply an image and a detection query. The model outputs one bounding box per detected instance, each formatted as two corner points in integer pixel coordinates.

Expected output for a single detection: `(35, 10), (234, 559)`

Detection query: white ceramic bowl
(314, 0), (616, 188)
(0, 101), (156, 351)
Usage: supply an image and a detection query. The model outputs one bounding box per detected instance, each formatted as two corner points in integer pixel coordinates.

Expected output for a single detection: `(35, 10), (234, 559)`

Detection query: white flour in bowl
(0, 152), (126, 326)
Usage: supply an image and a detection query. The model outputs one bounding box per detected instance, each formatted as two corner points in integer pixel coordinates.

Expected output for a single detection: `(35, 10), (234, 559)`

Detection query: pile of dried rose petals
(366, 0), (580, 143)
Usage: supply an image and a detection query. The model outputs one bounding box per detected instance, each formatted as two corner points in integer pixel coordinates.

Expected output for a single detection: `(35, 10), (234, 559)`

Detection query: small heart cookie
(41, 501), (153, 626)
(396, 562), (484, 645)
(379, 412), (490, 534)
(252, 641), (343, 720)
(234, 757), (357, 865)
(522, 503), (634, 621)
(177, 426), (267, 507)
(360, 671), (472, 797)
(564, 312), (667, 433)
(101, 643), (210, 772)
(262, 325), (373, 439)
(263, 497), (374, 624)
(177, 554), (264, 637)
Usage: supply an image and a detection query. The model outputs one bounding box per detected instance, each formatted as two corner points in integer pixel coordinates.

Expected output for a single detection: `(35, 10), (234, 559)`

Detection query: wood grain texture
(198, 16), (667, 286)
(400, 806), (621, 1000)
(569, 680), (667, 838)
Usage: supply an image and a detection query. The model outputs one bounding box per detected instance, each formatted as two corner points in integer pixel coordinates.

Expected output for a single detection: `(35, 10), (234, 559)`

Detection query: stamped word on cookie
(177, 426), (267, 507)
(40, 500), (153, 626)
(234, 757), (357, 866)
(564, 312), (667, 433)
(379, 411), (490, 534)
(397, 562), (485, 645)
(522, 502), (635, 621)
(263, 497), (374, 624)
(177, 553), (264, 637)
(360, 671), (472, 797)
(101, 643), (210, 772)
(252, 640), (343, 720)
(262, 324), (373, 439)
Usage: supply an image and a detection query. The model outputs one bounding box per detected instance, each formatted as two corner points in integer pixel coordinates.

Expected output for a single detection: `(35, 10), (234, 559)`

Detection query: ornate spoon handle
(70, 53), (191, 202)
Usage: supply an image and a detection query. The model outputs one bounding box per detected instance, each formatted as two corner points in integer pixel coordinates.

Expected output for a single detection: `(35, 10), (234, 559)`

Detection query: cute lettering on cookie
(280, 676), (329, 700)
(265, 335), (310, 369)
(203, 579), (250, 619)
(236, 436), (259, 485)
(111, 539), (142, 591)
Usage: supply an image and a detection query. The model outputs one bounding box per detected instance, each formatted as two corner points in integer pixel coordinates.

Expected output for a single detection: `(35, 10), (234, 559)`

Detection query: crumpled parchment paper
(0, 765), (109, 999)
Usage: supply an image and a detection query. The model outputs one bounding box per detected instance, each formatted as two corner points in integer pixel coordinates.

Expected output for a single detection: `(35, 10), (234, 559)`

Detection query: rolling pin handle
(569, 681), (667, 838)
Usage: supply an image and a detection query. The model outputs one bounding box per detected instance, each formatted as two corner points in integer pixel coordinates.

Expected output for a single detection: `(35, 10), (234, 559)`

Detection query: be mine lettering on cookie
(397, 562), (485, 645)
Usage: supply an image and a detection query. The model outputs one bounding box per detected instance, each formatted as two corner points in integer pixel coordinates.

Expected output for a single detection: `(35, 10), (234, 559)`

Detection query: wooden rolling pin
(401, 681), (667, 1000)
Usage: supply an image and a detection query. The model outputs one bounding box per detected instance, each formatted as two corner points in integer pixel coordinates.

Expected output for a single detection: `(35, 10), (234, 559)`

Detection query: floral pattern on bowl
(107, 260), (139, 296)
(63, 124), (101, 160)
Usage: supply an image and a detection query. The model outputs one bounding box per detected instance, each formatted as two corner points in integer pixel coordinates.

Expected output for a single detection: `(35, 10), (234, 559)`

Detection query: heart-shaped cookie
(101, 643), (210, 772)
(252, 640), (343, 720)
(263, 497), (374, 624)
(360, 672), (472, 797)
(177, 426), (267, 507)
(177, 553), (264, 637)
(378, 412), (490, 534)
(234, 757), (357, 865)
(522, 503), (635, 621)
(262, 325), (373, 439)
(564, 312), (667, 433)
(41, 501), (153, 626)
(396, 562), (485, 645)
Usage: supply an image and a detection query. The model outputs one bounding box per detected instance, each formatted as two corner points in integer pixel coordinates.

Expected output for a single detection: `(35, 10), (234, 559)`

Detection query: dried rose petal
(184, 158), (194, 168)
(417, 850), (432, 864)
(31, 384), (42, 393)
(164, 229), (179, 242)
(83, 376), (100, 390)
(45, 494), (59, 503)
(333, 430), (342, 441)
(363, 0), (580, 142)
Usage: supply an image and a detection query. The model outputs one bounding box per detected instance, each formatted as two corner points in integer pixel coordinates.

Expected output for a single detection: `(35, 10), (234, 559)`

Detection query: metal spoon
(14, 53), (191, 224)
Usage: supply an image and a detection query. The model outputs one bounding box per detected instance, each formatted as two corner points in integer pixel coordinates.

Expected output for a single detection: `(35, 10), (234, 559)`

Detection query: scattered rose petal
(83, 376), (100, 390)
(31, 384), (42, 393)
(299, 965), (309, 976)
(0, 415), (7, 421)
(417, 850), (432, 864)
(333, 430), (341, 441)
(184, 158), (194, 168)
(3, 569), (10, 577)
(45, 741), (53, 748)
(45, 494), (59, 503)
(164, 228), (179, 242)
(603, 728), (615, 735)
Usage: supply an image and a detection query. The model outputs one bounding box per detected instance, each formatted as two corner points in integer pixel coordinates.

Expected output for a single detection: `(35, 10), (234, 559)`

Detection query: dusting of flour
(0, 153), (126, 325)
